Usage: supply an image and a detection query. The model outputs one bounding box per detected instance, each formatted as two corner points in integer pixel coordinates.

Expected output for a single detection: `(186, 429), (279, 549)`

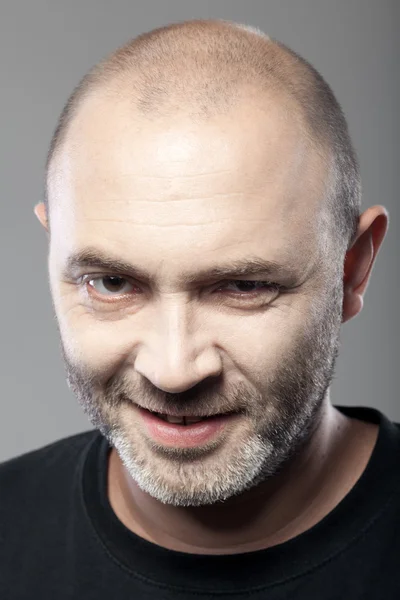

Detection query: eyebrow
(62, 247), (297, 286)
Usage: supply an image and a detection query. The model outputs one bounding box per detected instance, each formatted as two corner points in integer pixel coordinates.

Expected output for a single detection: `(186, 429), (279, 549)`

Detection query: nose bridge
(134, 295), (222, 392)
(159, 296), (195, 360)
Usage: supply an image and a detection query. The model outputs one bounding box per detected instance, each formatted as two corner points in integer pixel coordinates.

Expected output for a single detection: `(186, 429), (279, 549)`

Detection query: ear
(342, 205), (389, 323)
(34, 202), (49, 234)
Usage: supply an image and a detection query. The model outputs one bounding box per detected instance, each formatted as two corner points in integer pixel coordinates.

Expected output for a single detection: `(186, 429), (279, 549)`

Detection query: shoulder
(0, 430), (98, 505)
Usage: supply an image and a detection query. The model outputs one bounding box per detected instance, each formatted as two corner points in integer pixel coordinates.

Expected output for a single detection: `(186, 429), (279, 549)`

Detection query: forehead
(56, 86), (326, 197)
(65, 89), (312, 174)
(49, 90), (330, 274)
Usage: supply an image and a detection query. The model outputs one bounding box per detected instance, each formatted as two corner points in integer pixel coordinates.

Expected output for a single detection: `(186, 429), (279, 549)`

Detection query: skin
(35, 85), (388, 555)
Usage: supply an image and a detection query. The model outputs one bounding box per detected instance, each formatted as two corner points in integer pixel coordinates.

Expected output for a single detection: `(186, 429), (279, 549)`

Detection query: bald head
(45, 18), (361, 256)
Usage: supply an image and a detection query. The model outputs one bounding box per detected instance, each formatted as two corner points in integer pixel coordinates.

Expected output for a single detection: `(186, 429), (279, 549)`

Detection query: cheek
(57, 308), (128, 375)
(228, 304), (305, 374)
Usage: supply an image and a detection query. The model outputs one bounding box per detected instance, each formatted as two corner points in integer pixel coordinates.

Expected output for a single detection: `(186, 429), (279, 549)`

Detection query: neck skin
(107, 403), (378, 555)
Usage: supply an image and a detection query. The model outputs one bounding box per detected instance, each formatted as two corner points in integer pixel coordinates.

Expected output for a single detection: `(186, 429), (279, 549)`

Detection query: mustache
(106, 377), (252, 416)
(118, 391), (244, 417)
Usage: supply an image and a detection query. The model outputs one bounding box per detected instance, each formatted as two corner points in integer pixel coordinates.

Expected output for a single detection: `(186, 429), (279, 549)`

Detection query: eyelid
(80, 280), (282, 310)
(79, 274), (283, 290)
(78, 277), (284, 314)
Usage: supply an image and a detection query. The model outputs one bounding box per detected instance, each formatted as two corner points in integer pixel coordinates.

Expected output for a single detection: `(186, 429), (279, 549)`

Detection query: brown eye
(87, 276), (135, 296)
(217, 281), (281, 295)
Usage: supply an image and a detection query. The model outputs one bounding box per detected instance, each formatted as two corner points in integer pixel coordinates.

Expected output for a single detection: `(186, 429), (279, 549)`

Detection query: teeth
(165, 415), (185, 424)
(156, 413), (206, 425)
(185, 417), (205, 424)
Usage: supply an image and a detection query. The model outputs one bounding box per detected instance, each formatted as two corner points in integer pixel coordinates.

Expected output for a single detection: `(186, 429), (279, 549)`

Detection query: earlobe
(342, 290), (363, 323)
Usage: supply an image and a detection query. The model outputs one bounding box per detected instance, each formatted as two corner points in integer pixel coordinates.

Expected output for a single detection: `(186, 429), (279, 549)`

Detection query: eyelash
(79, 275), (283, 303)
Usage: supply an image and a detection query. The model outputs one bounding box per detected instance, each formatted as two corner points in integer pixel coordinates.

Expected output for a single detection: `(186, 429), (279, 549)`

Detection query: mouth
(135, 405), (241, 448)
(145, 410), (232, 426)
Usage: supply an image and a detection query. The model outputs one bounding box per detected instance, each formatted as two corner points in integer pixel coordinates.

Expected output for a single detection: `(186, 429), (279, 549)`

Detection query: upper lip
(137, 404), (234, 418)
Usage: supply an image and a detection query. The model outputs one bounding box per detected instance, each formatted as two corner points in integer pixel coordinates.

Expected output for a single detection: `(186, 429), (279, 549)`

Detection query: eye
(81, 275), (282, 301)
(84, 276), (135, 297)
(217, 280), (281, 295)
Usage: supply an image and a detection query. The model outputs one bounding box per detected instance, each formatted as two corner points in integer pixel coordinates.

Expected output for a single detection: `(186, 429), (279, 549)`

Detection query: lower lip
(135, 405), (239, 448)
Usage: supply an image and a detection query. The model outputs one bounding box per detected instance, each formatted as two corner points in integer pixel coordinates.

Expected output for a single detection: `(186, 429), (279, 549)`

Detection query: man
(0, 17), (397, 599)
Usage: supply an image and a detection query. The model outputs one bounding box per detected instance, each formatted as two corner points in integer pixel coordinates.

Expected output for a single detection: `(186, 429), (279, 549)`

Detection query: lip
(134, 404), (240, 448)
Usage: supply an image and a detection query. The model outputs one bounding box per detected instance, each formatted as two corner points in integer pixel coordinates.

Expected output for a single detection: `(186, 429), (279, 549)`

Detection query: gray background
(1, 0), (398, 462)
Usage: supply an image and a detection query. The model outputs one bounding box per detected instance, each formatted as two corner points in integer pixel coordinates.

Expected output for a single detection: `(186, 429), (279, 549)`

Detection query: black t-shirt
(0, 404), (399, 599)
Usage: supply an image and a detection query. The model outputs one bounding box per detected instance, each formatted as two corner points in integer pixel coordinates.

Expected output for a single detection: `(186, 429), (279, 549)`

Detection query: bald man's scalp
(44, 18), (361, 258)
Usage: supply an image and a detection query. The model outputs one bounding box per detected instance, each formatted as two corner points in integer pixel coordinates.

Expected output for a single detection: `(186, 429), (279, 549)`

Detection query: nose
(133, 300), (223, 393)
